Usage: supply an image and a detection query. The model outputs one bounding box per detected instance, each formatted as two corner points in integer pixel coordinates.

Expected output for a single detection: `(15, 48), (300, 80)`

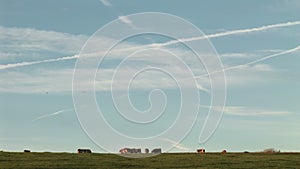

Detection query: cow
(221, 150), (227, 154)
(77, 149), (92, 153)
(197, 149), (205, 154)
(24, 150), (31, 153)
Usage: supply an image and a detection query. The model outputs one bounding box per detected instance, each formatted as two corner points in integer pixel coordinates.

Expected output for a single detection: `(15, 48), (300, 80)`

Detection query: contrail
(158, 21), (300, 47)
(224, 45), (300, 71)
(32, 108), (74, 122)
(109, 20), (300, 55)
(192, 45), (300, 78)
(1, 21), (299, 70)
(0, 55), (78, 70)
(199, 104), (290, 116)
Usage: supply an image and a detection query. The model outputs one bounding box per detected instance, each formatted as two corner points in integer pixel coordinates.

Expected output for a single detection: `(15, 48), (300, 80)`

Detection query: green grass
(0, 152), (299, 169)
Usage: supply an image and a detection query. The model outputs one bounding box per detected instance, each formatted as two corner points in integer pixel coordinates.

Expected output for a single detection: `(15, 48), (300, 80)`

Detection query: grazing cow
(221, 150), (227, 154)
(197, 149), (205, 154)
(145, 148), (149, 154)
(151, 148), (162, 154)
(77, 149), (92, 153)
(24, 150), (31, 153)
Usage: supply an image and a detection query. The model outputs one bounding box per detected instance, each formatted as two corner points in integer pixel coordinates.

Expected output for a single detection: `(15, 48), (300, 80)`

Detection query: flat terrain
(0, 152), (299, 169)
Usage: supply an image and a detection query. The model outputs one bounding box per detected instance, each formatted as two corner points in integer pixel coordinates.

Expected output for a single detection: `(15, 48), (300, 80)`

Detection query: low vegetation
(0, 152), (299, 168)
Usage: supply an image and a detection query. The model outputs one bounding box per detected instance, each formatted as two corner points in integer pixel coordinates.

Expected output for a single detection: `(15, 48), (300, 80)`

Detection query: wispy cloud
(1, 21), (299, 70)
(0, 22), (299, 94)
(118, 16), (132, 24)
(196, 83), (210, 93)
(98, 0), (136, 28)
(200, 105), (291, 116)
(224, 45), (300, 72)
(32, 108), (74, 122)
(0, 69), (74, 93)
(0, 26), (87, 56)
(0, 43), (297, 93)
(118, 15), (137, 29)
(220, 52), (257, 58)
(224, 106), (291, 116)
(193, 45), (300, 78)
(99, 0), (112, 6)
(159, 138), (190, 151)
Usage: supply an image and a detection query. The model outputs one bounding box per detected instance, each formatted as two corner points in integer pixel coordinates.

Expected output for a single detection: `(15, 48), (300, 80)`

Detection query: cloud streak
(0, 55), (78, 70)
(200, 105), (291, 116)
(99, 0), (112, 6)
(98, 0), (136, 28)
(158, 21), (300, 47)
(193, 45), (300, 78)
(118, 15), (137, 29)
(0, 26), (87, 55)
(224, 106), (291, 116)
(32, 108), (74, 122)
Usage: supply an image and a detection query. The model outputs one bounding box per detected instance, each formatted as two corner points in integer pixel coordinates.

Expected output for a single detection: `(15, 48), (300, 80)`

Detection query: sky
(0, 0), (300, 153)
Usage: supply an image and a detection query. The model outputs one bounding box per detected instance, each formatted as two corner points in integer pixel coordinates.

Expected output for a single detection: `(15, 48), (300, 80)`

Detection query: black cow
(77, 149), (92, 153)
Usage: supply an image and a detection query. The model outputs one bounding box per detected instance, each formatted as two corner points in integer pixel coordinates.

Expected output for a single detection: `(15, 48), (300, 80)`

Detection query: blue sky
(0, 0), (300, 153)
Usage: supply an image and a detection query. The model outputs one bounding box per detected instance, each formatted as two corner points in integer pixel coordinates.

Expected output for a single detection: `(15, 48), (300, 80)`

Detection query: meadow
(0, 151), (299, 169)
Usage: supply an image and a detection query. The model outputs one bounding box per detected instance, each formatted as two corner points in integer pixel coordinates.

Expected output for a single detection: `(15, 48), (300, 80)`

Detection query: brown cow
(197, 149), (205, 154)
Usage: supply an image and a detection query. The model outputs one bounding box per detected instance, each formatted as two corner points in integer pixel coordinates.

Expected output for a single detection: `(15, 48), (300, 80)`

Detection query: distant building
(119, 148), (141, 154)
(77, 149), (92, 153)
(151, 148), (162, 154)
(197, 149), (205, 153)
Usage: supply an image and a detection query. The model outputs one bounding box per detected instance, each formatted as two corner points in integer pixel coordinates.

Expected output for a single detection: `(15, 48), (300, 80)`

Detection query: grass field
(0, 152), (299, 169)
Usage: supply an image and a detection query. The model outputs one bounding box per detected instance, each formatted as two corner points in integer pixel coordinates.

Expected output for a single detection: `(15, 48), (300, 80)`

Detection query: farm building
(151, 148), (162, 154)
(119, 148), (142, 154)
